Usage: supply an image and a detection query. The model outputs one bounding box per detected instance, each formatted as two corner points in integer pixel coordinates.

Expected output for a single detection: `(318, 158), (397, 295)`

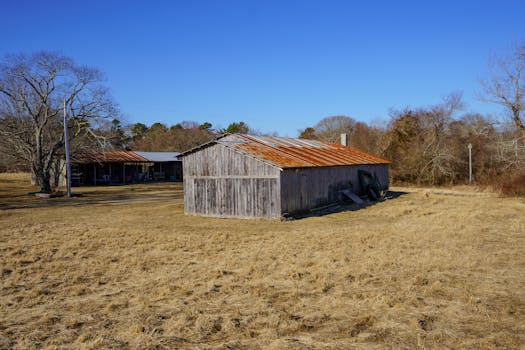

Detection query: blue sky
(1, 0), (524, 136)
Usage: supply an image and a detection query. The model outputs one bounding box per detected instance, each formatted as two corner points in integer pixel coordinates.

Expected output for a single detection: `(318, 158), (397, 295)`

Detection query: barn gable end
(182, 141), (282, 218)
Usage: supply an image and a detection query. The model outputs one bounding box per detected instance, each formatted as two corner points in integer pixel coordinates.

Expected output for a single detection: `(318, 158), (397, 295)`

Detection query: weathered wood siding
(183, 143), (281, 218)
(280, 164), (389, 214)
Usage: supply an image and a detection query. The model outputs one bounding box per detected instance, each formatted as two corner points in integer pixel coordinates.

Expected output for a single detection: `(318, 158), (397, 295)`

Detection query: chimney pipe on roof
(341, 133), (348, 146)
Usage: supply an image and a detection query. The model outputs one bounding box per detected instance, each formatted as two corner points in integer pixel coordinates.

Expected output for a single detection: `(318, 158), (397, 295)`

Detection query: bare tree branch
(481, 40), (525, 132)
(0, 51), (118, 192)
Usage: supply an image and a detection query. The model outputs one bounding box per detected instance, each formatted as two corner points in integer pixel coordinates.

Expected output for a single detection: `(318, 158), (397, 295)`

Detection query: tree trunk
(37, 172), (52, 193)
(33, 161), (52, 193)
(512, 107), (524, 132)
(33, 122), (53, 193)
(52, 157), (63, 187)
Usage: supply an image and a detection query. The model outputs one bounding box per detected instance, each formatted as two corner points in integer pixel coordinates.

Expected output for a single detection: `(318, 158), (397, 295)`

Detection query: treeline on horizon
(2, 89), (524, 193)
(87, 90), (522, 192)
(0, 41), (523, 194)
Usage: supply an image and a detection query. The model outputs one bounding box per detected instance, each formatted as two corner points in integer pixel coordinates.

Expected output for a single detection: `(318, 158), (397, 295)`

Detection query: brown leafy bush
(500, 171), (525, 197)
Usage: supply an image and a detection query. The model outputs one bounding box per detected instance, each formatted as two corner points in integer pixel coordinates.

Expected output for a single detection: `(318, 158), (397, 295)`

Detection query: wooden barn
(179, 134), (390, 218)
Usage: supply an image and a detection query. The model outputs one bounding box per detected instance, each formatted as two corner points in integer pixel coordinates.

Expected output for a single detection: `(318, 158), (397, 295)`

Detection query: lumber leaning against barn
(180, 134), (390, 219)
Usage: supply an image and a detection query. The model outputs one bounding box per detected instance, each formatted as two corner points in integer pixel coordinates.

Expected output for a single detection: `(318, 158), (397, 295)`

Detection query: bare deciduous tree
(383, 93), (464, 184)
(0, 51), (117, 193)
(482, 40), (525, 132)
(300, 115), (386, 157)
(313, 115), (356, 143)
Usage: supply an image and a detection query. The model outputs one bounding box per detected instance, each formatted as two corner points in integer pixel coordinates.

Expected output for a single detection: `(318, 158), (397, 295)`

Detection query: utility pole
(468, 143), (472, 183)
(63, 98), (72, 197)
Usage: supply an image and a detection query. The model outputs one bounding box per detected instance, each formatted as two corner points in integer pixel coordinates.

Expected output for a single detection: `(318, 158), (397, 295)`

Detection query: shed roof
(73, 151), (181, 164)
(73, 151), (147, 163)
(134, 151), (180, 162)
(179, 134), (390, 168)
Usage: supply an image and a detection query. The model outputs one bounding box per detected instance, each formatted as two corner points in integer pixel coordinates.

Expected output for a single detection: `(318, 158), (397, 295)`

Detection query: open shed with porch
(179, 134), (390, 218)
(71, 151), (182, 186)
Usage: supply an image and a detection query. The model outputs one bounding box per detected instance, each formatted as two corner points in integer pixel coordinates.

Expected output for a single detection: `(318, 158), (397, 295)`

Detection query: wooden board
(341, 189), (364, 205)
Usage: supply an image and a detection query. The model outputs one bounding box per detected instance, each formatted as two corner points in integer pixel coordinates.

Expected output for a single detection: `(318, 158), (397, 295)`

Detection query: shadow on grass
(1, 185), (406, 216)
(288, 190), (409, 220)
(0, 184), (184, 211)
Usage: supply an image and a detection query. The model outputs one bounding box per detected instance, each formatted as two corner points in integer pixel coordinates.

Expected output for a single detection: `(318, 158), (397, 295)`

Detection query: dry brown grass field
(1, 173), (524, 349)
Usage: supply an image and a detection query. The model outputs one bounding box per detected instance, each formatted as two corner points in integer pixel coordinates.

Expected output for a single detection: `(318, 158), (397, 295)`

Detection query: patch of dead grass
(1, 175), (524, 349)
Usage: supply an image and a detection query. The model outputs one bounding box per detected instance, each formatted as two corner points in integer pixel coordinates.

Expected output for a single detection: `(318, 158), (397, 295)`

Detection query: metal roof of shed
(179, 134), (390, 168)
(134, 151), (180, 162)
(73, 151), (147, 163)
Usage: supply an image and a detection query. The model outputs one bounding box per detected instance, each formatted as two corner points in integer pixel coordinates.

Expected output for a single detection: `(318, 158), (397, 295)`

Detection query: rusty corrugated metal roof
(189, 134), (389, 168)
(73, 151), (148, 164)
(231, 135), (390, 168)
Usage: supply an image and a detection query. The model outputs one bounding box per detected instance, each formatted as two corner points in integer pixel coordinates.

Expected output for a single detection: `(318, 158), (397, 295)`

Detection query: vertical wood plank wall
(280, 164), (389, 214)
(182, 144), (282, 218)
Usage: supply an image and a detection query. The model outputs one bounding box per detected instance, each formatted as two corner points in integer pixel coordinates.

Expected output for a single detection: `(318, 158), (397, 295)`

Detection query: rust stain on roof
(73, 151), (148, 163)
(225, 134), (390, 168)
